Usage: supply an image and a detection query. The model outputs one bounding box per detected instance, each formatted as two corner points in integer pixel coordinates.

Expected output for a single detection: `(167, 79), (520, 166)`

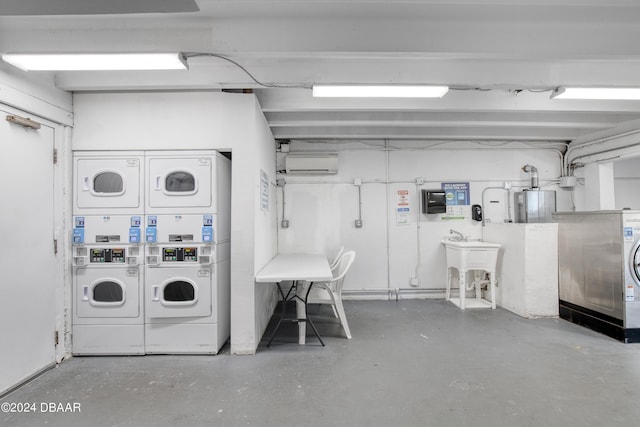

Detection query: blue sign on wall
(442, 182), (470, 206)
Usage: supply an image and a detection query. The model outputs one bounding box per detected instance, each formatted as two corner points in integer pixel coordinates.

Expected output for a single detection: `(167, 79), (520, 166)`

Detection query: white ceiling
(3, 0), (640, 144)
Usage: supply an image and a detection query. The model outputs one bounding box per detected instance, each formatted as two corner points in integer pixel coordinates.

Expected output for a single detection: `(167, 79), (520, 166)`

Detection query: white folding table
(255, 253), (333, 346)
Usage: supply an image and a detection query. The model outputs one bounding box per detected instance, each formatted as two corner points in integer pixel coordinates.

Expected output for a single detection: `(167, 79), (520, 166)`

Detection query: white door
(0, 108), (57, 393)
(74, 154), (144, 212)
(147, 154), (213, 210)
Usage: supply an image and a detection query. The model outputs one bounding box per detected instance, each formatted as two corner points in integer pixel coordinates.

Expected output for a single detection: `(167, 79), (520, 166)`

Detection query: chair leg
(297, 294), (307, 345)
(334, 298), (352, 339)
(330, 304), (339, 318)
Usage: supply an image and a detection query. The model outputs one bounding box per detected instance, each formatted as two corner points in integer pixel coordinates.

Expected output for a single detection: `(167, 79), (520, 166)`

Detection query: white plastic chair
(323, 247), (344, 320)
(329, 246), (345, 270)
(307, 251), (356, 339)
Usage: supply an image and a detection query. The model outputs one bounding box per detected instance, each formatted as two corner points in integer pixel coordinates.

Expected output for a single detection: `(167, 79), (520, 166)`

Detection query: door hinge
(53, 239), (58, 255)
(53, 148), (58, 165)
(55, 331), (59, 346)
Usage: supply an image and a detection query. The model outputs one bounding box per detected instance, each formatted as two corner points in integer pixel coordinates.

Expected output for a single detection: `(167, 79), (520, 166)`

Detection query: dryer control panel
(163, 247), (198, 262)
(90, 248), (126, 263)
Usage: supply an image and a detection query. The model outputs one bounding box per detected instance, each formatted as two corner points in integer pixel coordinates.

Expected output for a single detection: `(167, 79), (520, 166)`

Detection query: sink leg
(446, 267), (451, 301)
(474, 270), (482, 301)
(489, 270), (496, 309)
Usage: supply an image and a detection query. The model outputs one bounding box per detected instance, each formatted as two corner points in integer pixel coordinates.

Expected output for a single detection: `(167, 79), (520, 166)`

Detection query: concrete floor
(2, 300), (640, 427)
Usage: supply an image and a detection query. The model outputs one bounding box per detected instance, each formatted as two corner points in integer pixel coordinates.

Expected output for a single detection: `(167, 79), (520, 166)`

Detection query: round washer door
(630, 239), (640, 286)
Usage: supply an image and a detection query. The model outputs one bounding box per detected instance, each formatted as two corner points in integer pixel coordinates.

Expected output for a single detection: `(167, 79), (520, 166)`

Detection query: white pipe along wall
(565, 118), (640, 172)
(276, 140), (569, 299)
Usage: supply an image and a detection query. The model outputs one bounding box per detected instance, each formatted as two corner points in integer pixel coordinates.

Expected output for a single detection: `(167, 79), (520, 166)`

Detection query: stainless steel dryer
(554, 210), (640, 342)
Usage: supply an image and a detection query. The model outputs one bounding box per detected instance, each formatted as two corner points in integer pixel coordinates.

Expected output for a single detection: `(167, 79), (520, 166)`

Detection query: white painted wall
(72, 91), (277, 355)
(582, 162), (616, 211)
(0, 64), (73, 126)
(249, 102), (279, 351)
(614, 156), (640, 210)
(277, 142), (568, 297)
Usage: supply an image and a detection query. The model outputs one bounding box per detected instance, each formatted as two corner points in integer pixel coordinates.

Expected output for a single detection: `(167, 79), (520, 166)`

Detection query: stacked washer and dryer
(72, 152), (146, 355)
(143, 152), (231, 354)
(72, 150), (231, 355)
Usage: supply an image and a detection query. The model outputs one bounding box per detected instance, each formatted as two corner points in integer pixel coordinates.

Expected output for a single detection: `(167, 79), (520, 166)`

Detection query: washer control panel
(90, 248), (126, 263)
(163, 247), (198, 262)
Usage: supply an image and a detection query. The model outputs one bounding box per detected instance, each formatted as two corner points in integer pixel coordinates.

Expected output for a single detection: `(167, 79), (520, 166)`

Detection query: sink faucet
(449, 229), (465, 241)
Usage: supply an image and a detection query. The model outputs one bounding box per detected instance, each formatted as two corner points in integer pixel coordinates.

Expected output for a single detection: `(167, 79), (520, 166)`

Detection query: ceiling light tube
(1, 53), (188, 71)
(552, 87), (640, 100)
(312, 85), (449, 98)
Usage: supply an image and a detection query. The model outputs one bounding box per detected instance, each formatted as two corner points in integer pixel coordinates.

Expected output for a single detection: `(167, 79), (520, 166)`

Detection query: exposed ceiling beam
(0, 0), (199, 16)
(269, 125), (578, 140)
(256, 89), (640, 114)
(264, 111), (638, 130)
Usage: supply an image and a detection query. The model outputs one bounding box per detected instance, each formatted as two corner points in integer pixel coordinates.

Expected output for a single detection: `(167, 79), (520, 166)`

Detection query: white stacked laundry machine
(72, 152), (146, 355)
(143, 151), (231, 354)
(72, 150), (231, 355)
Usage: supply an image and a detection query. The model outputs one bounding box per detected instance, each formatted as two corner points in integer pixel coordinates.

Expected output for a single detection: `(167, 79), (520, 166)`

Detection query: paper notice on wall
(260, 170), (269, 212)
(396, 189), (411, 225)
(445, 205), (468, 219)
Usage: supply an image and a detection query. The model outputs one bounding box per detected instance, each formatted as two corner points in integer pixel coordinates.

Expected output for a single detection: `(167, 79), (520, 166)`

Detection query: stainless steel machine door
(631, 240), (640, 286)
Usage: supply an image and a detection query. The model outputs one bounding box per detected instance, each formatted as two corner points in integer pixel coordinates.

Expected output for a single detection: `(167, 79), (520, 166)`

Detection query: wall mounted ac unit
(285, 154), (338, 174)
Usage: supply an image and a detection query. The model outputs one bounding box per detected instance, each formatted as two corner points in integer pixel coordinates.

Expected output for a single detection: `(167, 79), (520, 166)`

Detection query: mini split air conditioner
(285, 154), (338, 174)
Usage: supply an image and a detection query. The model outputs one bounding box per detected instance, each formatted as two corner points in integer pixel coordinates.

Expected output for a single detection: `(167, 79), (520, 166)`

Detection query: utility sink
(442, 239), (501, 310)
(441, 239), (501, 270)
(442, 239), (501, 249)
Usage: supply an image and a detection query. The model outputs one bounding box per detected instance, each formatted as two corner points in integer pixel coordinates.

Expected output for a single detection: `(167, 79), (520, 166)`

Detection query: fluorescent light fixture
(1, 53), (188, 71)
(312, 85), (449, 98)
(552, 87), (640, 100)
